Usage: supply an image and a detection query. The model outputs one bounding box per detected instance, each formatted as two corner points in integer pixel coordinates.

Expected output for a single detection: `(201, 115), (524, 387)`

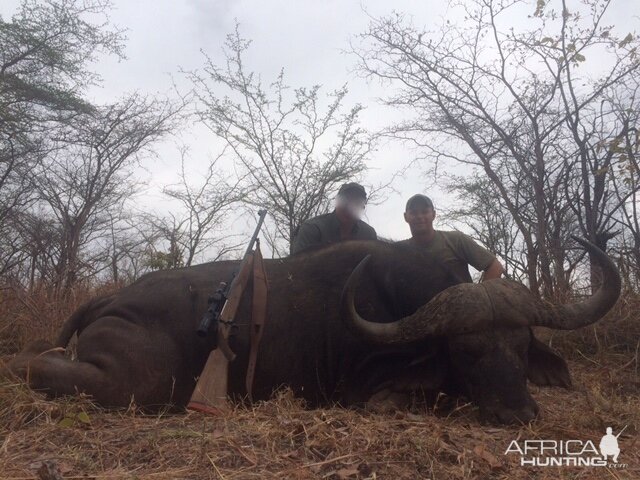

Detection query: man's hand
(482, 259), (505, 281)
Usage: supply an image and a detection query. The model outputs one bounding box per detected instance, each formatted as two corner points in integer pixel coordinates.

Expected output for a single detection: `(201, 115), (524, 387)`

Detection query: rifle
(615, 425), (628, 438)
(188, 209), (268, 414)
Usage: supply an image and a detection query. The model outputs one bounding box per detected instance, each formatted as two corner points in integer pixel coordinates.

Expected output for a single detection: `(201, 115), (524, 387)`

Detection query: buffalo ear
(527, 334), (572, 388)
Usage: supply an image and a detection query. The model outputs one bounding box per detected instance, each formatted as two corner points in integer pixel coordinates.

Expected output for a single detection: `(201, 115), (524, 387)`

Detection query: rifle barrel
(615, 425), (628, 438)
(196, 209), (268, 337)
(244, 209), (268, 257)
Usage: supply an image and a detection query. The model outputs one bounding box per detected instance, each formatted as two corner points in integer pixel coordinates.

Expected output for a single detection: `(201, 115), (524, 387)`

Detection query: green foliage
(58, 410), (91, 427)
(144, 250), (184, 271)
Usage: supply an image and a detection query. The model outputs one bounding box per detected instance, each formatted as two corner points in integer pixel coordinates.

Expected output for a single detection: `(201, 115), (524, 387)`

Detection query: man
(599, 427), (621, 463)
(399, 194), (504, 283)
(291, 182), (377, 255)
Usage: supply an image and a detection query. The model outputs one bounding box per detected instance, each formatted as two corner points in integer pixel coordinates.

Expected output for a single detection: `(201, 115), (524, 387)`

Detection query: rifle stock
(188, 349), (229, 414)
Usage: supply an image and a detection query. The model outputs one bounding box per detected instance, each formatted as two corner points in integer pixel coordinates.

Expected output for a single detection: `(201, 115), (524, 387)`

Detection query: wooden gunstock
(187, 348), (230, 414)
(187, 253), (254, 414)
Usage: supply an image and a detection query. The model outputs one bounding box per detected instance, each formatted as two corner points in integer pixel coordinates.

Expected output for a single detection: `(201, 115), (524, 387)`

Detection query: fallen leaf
(474, 445), (502, 469)
(336, 466), (360, 478)
(58, 417), (74, 428)
(77, 411), (91, 424)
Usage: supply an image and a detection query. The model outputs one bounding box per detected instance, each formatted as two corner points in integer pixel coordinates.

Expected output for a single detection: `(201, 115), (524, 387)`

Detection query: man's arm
(456, 232), (504, 281)
(482, 258), (505, 281)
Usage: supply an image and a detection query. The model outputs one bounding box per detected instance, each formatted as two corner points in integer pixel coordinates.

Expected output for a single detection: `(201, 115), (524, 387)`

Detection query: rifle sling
(210, 244), (269, 402)
(245, 241), (269, 402)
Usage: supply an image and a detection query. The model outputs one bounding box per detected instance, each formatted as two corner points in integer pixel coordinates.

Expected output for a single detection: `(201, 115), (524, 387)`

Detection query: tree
(0, 210), (31, 280)
(188, 26), (374, 256)
(99, 211), (147, 285)
(0, 0), (123, 119)
(139, 214), (187, 271)
(356, 0), (640, 296)
(8, 208), (63, 288)
(446, 173), (529, 282)
(0, 0), (125, 280)
(32, 94), (181, 292)
(161, 147), (247, 266)
(607, 79), (640, 287)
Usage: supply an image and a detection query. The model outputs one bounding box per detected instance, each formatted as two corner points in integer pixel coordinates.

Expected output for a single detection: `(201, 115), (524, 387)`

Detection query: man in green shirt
(398, 194), (504, 283)
(291, 183), (377, 255)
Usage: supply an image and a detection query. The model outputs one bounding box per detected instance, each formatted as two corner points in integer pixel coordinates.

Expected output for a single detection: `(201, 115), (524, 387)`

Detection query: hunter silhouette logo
(599, 426), (626, 463)
(505, 426), (629, 468)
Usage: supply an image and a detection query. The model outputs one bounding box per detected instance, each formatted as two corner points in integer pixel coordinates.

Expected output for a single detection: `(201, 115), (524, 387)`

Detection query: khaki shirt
(397, 230), (495, 283)
(291, 211), (377, 255)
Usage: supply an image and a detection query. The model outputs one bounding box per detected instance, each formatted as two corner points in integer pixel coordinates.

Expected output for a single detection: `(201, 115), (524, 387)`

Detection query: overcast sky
(93, 0), (458, 247)
(2, 0), (637, 258)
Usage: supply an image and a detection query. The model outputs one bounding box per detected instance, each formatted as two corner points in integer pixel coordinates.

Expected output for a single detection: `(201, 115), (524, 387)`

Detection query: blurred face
(336, 193), (367, 220)
(404, 205), (436, 235)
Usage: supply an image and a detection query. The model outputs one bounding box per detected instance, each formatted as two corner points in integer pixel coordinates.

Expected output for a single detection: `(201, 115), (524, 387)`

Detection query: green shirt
(291, 211), (377, 255)
(397, 230), (496, 283)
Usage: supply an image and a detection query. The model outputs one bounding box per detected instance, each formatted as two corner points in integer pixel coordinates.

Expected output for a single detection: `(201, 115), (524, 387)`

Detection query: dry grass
(0, 287), (638, 479)
(0, 284), (119, 355)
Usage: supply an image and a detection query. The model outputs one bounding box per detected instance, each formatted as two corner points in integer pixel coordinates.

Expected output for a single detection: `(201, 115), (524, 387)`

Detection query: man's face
(404, 206), (436, 235)
(336, 193), (366, 220)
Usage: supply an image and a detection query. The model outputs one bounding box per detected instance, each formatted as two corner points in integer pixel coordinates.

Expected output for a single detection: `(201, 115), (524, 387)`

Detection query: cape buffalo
(4, 237), (620, 424)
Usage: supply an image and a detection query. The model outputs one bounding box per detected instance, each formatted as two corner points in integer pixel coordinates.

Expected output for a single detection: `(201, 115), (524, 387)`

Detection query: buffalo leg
(9, 317), (188, 408)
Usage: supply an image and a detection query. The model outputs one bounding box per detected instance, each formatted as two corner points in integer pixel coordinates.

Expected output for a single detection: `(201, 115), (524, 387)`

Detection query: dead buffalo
(4, 237), (620, 424)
